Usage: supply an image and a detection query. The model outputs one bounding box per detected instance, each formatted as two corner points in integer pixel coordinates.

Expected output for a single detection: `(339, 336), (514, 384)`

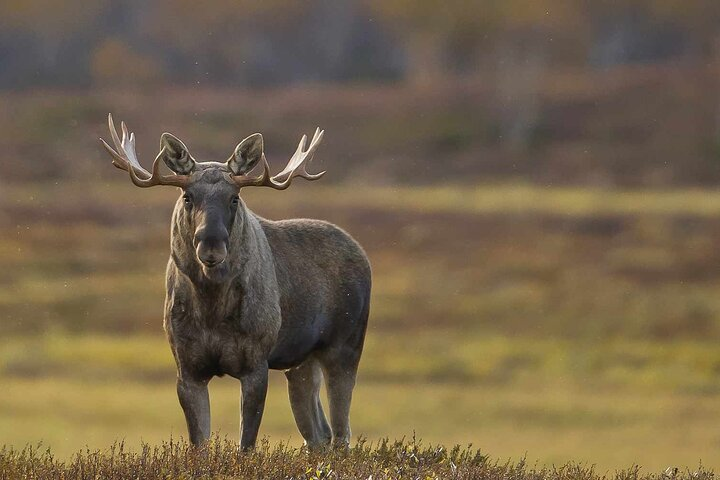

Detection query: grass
(6, 331), (720, 392)
(4, 182), (720, 471)
(6, 74), (720, 476)
(6, 182), (720, 338)
(7, 436), (709, 480)
(10, 182), (720, 218)
(2, 333), (720, 470)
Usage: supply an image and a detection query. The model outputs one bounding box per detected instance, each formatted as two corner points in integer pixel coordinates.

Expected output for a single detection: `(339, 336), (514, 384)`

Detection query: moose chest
(167, 287), (266, 380)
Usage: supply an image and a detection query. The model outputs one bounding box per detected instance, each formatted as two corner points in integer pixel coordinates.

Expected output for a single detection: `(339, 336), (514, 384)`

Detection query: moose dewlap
(100, 114), (371, 450)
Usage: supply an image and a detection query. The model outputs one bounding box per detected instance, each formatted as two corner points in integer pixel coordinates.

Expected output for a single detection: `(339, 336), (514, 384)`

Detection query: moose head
(100, 114), (325, 279)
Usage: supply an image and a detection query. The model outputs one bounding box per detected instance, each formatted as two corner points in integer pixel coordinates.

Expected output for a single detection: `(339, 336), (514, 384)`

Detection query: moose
(100, 115), (371, 450)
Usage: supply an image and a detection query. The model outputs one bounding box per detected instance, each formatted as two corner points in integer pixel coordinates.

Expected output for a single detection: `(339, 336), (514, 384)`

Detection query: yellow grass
(9, 182), (720, 218)
(1, 333), (719, 471)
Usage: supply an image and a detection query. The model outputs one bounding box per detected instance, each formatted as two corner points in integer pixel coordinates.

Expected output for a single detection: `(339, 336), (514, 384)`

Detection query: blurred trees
(364, 0), (489, 85)
(91, 38), (163, 86)
(1, 0), (720, 89)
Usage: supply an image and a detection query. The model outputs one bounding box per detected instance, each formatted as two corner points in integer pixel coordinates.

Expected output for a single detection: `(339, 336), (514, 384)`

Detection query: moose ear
(158, 133), (195, 175)
(228, 133), (263, 175)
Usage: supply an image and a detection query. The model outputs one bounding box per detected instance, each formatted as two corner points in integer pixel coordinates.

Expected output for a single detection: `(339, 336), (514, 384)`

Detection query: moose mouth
(196, 242), (228, 273)
(199, 259), (229, 282)
(201, 258), (225, 269)
(196, 243), (228, 280)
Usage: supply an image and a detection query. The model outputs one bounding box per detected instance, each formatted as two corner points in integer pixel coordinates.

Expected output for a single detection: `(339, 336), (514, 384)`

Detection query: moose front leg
(177, 376), (211, 446)
(239, 363), (269, 450)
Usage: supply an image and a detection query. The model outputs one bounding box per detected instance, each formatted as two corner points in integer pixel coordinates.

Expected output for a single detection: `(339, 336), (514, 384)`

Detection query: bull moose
(100, 115), (371, 450)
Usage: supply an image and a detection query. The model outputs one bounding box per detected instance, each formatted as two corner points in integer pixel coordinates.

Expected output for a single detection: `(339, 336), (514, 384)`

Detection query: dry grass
(4, 182), (720, 470)
(6, 182), (720, 339)
(6, 71), (720, 477)
(3, 334), (720, 470)
(0, 436), (711, 480)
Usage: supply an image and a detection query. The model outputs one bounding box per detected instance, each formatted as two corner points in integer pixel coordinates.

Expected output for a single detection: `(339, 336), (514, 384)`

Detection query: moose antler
(231, 127), (326, 190)
(100, 114), (190, 188)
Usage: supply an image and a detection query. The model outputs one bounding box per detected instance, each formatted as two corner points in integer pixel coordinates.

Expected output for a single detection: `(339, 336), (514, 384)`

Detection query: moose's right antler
(100, 114), (190, 188)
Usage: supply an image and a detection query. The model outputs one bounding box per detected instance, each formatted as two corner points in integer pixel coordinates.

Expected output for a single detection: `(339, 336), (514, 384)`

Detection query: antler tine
(121, 120), (129, 142)
(100, 113), (190, 188)
(108, 113), (122, 154)
(100, 114), (129, 170)
(267, 128), (325, 186)
(284, 127), (325, 180)
(271, 135), (307, 182)
(101, 114), (152, 179)
(99, 137), (128, 170)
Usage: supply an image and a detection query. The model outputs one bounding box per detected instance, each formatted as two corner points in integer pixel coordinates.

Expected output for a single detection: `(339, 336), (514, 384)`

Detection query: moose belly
(267, 322), (327, 370)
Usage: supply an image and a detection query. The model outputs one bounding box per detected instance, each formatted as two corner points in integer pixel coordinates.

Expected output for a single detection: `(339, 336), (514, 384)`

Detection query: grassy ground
(3, 182), (720, 471)
(2, 333), (720, 471)
(5, 182), (720, 339)
(6, 437), (711, 480)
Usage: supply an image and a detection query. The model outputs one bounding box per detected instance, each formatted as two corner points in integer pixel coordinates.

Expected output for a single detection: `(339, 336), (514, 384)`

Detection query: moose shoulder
(101, 115), (371, 450)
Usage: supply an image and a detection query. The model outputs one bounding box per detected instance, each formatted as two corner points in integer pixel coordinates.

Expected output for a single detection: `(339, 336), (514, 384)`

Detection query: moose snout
(194, 226), (229, 268)
(197, 244), (227, 267)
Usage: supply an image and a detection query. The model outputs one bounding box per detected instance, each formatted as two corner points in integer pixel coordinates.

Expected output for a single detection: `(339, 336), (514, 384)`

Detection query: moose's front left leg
(239, 363), (269, 450)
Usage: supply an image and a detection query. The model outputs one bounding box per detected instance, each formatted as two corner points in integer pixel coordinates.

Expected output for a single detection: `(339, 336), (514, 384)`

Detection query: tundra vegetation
(0, 437), (714, 480)
(3, 71), (720, 473)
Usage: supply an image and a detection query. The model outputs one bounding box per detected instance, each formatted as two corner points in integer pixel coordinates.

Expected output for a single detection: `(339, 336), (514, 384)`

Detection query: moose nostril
(194, 228), (229, 247)
(193, 230), (207, 247)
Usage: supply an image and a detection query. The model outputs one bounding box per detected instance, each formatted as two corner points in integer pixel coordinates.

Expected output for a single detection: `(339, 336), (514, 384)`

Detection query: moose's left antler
(231, 127), (325, 190)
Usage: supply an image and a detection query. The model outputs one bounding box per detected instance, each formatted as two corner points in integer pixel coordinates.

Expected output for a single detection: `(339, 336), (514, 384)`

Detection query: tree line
(1, 0), (719, 88)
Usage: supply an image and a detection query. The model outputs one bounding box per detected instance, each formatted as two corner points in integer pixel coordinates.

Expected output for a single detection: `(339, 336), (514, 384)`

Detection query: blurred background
(2, 0), (720, 471)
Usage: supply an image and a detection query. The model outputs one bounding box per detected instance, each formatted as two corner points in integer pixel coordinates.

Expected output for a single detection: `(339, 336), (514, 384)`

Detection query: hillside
(2, 65), (720, 188)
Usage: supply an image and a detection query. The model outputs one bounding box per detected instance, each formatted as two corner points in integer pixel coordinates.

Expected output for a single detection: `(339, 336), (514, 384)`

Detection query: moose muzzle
(194, 222), (229, 268)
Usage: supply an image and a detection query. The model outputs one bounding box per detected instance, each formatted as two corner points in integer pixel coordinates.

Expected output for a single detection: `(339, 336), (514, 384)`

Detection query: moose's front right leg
(177, 376), (211, 446)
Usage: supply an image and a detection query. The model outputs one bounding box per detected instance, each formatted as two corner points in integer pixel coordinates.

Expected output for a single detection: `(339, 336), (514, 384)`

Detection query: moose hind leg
(285, 358), (331, 449)
(321, 354), (360, 448)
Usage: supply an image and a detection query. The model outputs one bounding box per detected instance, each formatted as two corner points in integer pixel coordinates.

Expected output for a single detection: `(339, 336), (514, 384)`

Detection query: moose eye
(183, 194), (192, 207)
